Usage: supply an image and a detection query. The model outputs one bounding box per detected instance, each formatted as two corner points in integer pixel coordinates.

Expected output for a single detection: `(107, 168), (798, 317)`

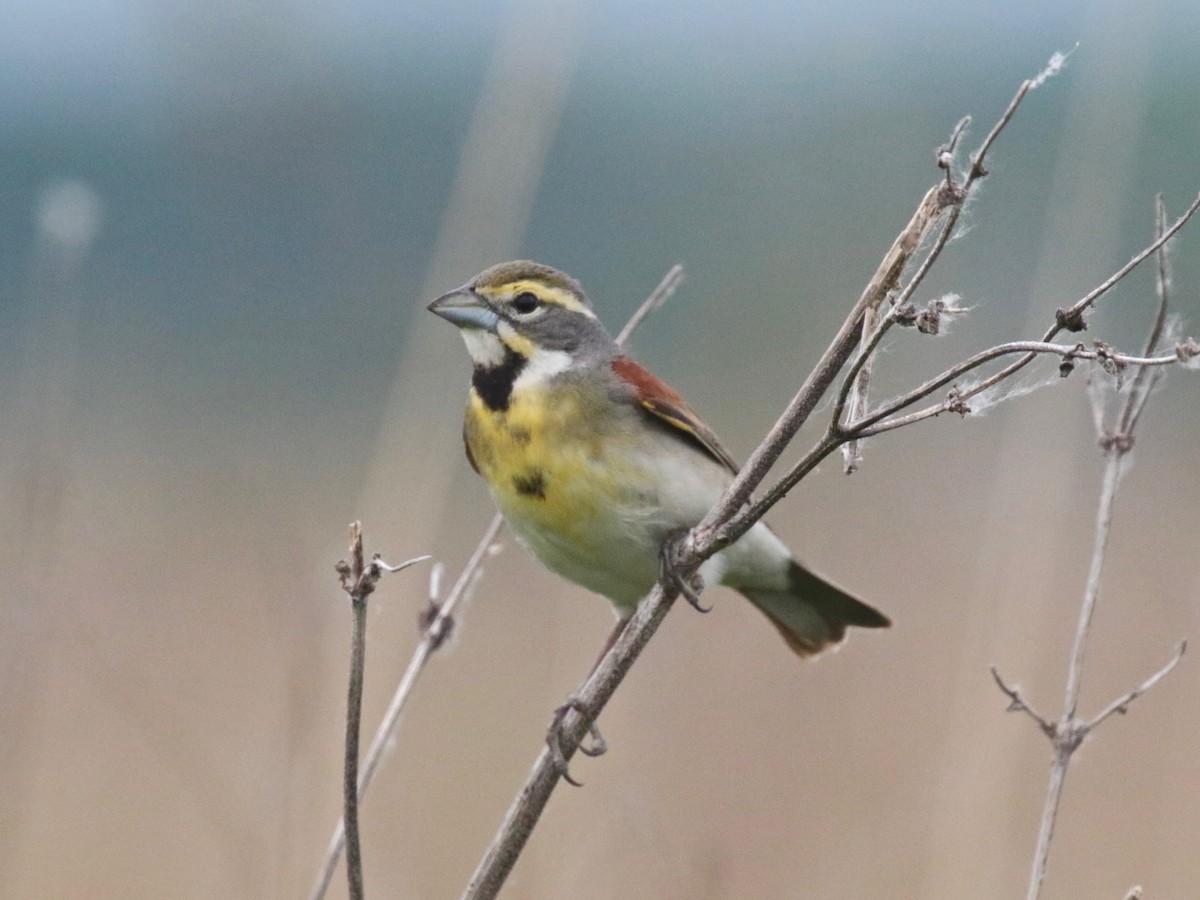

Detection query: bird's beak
(427, 286), (500, 333)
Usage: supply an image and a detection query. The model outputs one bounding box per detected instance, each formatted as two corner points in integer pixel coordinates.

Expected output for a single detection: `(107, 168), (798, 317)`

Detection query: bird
(428, 260), (890, 662)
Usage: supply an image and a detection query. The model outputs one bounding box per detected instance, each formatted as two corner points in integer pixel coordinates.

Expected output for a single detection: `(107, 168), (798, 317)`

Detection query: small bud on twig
(945, 386), (971, 416)
(1055, 306), (1087, 332)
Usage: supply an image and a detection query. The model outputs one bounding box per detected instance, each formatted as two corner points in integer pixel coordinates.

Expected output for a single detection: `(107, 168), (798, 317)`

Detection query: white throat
(459, 328), (507, 368)
(512, 346), (573, 390)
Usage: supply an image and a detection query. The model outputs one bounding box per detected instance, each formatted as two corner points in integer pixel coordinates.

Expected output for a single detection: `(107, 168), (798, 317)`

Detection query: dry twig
(332, 522), (429, 900)
(992, 199), (1189, 900)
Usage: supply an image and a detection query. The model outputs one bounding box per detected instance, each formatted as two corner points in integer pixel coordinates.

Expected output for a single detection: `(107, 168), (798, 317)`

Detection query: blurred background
(1, 0), (1198, 897)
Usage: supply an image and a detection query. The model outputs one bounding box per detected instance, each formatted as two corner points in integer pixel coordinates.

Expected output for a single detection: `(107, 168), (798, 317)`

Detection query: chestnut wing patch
(611, 357), (739, 475)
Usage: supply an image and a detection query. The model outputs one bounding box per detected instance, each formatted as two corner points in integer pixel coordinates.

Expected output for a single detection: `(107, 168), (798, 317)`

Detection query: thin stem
(1120, 195), (1172, 436)
(309, 518), (503, 900)
(339, 521), (372, 900)
(344, 593), (367, 900)
(840, 304), (878, 474)
(1015, 193), (1195, 900)
(1027, 749), (1071, 900)
(1023, 448), (1122, 900)
(1084, 641), (1187, 731)
(970, 80), (1032, 180)
(704, 81), (1037, 531)
(615, 264), (684, 345)
(1143, 195), (1172, 358)
(1066, 450), (1121, 712)
(990, 667), (1056, 739)
(363, 519), (499, 787)
(833, 304), (900, 428)
(312, 543), (436, 900)
(1050, 192), (1197, 339)
(716, 430), (845, 550)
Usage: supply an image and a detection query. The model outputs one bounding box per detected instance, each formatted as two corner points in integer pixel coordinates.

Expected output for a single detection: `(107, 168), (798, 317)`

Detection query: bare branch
(733, 332), (1191, 553)
(342, 523), (368, 900)
(835, 199), (938, 426)
(710, 80), (1039, 528)
(1015, 440), (1125, 900)
(1120, 195), (1173, 437)
(1064, 454), (1123, 721)
(615, 264), (684, 345)
(1008, 197), (1193, 900)
(841, 300), (879, 474)
(309, 518), (500, 900)
(1084, 641), (1187, 731)
(333, 526), (428, 900)
(839, 109), (978, 475)
(990, 667), (1056, 739)
(969, 79), (1031, 180)
(852, 339), (1188, 438)
(1052, 193), (1197, 336)
(836, 78), (1058, 475)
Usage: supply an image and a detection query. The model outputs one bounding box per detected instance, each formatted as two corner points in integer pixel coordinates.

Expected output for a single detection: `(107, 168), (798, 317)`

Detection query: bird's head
(428, 261), (615, 379)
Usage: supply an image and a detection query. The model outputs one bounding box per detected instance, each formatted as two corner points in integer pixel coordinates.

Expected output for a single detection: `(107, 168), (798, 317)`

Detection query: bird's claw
(659, 534), (709, 613)
(547, 694), (606, 788)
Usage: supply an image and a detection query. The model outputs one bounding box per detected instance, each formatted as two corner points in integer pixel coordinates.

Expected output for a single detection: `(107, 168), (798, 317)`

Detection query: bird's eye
(512, 291), (540, 314)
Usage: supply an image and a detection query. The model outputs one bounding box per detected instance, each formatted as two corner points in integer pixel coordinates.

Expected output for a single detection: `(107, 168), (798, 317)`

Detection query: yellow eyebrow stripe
(501, 280), (596, 317)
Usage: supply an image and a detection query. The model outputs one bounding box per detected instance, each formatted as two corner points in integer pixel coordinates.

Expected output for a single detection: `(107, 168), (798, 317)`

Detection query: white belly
(495, 432), (748, 612)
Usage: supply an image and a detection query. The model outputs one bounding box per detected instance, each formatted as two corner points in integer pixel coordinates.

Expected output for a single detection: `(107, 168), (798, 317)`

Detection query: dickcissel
(429, 261), (890, 658)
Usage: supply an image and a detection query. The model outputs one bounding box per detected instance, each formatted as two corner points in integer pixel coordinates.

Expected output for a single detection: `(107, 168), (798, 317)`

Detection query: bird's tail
(740, 561), (890, 657)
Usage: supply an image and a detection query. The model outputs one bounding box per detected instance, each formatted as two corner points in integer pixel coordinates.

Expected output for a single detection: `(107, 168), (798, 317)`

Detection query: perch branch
(464, 73), (1039, 900)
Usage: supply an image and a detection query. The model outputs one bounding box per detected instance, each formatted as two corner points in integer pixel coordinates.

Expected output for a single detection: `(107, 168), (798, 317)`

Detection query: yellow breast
(463, 384), (635, 538)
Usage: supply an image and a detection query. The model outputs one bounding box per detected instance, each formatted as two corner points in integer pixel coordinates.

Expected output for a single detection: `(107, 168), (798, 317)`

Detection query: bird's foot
(547, 694), (607, 788)
(659, 532), (709, 613)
